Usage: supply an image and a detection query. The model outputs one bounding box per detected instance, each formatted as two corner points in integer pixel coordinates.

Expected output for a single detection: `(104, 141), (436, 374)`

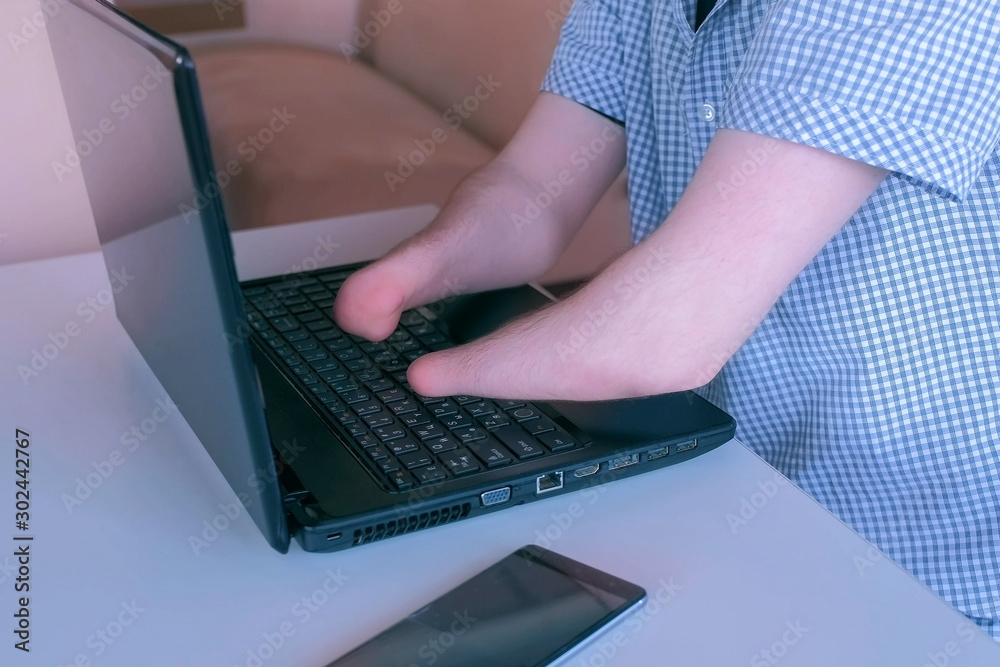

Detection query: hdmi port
(573, 464), (600, 478)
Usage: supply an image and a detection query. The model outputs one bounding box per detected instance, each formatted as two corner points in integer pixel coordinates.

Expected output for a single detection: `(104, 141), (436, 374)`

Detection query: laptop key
(388, 470), (413, 490)
(477, 413), (511, 430)
(389, 438), (420, 456)
(378, 459), (400, 474)
(426, 436), (458, 454)
(339, 389), (371, 404)
(442, 414), (473, 430)
(493, 426), (545, 460)
(283, 330), (311, 342)
(376, 388), (406, 403)
(315, 329), (343, 341)
(355, 434), (378, 448)
(511, 407), (541, 422)
(269, 317), (299, 333)
(400, 411), (432, 429)
(366, 378), (394, 393)
(302, 349), (329, 362)
(374, 425), (406, 441)
(389, 400), (418, 416)
(398, 451), (434, 470)
(496, 400), (526, 411)
(429, 401), (459, 418)
(365, 415), (395, 429)
(345, 359), (371, 373)
(468, 441), (514, 468)
(522, 417), (556, 436)
(454, 427), (488, 444)
(453, 395), (482, 405)
(352, 401), (382, 417)
(319, 369), (349, 384)
(439, 449), (481, 475)
(413, 424), (446, 441)
(305, 320), (333, 332)
(367, 446), (389, 461)
(413, 465), (447, 485)
(464, 401), (495, 418)
(538, 431), (576, 452)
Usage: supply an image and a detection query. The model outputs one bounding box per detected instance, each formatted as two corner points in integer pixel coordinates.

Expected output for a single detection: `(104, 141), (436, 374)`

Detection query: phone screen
(328, 546), (646, 667)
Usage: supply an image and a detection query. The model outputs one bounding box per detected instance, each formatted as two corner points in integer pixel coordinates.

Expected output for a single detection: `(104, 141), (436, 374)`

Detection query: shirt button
(700, 103), (716, 121)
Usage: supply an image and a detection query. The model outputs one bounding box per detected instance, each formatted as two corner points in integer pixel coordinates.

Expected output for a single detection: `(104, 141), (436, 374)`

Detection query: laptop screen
(47, 0), (289, 551)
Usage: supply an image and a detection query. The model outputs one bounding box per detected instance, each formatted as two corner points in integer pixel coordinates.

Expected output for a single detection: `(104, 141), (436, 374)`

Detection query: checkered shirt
(543, 0), (1000, 638)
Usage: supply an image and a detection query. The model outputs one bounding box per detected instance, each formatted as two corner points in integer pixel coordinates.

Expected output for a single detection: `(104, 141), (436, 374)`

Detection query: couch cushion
(361, 0), (571, 150)
(191, 43), (495, 229)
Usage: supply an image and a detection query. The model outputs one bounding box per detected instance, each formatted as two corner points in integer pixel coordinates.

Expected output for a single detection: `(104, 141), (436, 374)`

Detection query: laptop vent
(353, 503), (471, 546)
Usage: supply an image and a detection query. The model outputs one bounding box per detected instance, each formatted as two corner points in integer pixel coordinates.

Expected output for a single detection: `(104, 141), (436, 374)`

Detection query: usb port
(647, 446), (669, 461)
(608, 454), (639, 471)
(326, 532), (342, 541)
(536, 472), (564, 495)
(675, 440), (697, 453)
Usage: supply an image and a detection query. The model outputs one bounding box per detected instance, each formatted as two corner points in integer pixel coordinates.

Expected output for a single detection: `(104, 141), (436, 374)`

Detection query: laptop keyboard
(240, 270), (580, 492)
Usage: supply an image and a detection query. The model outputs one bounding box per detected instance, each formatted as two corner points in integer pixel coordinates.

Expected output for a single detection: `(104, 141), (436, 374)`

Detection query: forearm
(408, 129), (888, 399)
(335, 93), (625, 341)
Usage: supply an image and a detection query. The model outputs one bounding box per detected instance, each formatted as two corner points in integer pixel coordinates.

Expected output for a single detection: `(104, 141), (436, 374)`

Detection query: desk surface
(3, 207), (999, 666)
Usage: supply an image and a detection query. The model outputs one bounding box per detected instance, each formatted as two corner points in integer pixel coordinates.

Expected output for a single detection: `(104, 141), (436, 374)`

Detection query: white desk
(2, 207), (998, 666)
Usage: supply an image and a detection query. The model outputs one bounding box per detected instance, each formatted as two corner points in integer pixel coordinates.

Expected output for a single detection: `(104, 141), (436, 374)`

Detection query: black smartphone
(327, 545), (647, 667)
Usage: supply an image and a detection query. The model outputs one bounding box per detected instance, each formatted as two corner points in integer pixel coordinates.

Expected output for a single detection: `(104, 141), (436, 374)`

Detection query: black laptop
(47, 0), (735, 553)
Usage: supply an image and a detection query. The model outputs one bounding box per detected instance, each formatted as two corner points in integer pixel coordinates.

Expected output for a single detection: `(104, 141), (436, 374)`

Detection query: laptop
(47, 0), (736, 553)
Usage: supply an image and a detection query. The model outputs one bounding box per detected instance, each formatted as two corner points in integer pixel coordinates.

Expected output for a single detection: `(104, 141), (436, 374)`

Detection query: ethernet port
(536, 471), (564, 495)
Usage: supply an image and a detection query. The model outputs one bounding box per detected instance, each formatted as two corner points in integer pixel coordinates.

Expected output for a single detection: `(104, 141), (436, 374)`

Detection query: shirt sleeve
(541, 0), (626, 124)
(718, 1), (1000, 201)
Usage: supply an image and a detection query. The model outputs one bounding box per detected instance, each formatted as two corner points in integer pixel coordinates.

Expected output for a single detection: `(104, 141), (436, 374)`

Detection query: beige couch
(186, 0), (631, 284)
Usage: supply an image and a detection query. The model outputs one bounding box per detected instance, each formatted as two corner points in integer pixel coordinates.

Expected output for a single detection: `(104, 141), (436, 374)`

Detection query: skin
(334, 92), (888, 400)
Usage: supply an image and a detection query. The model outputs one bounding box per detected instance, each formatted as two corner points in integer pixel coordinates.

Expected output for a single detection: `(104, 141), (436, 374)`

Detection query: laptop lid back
(47, 0), (289, 551)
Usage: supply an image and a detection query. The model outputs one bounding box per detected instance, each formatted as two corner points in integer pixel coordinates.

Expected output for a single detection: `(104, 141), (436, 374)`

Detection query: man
(336, 0), (1000, 638)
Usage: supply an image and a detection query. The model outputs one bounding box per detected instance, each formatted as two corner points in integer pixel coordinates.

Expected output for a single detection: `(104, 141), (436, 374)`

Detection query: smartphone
(327, 545), (647, 667)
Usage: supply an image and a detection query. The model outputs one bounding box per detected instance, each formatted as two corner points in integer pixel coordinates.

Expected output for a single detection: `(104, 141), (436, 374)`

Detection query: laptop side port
(647, 446), (669, 461)
(608, 453), (639, 471)
(573, 464), (600, 478)
(326, 532), (342, 541)
(536, 472), (564, 495)
(480, 487), (512, 507)
(675, 439), (698, 453)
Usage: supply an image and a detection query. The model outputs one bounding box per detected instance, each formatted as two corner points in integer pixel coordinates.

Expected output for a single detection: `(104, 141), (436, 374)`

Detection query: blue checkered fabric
(543, 0), (1000, 639)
